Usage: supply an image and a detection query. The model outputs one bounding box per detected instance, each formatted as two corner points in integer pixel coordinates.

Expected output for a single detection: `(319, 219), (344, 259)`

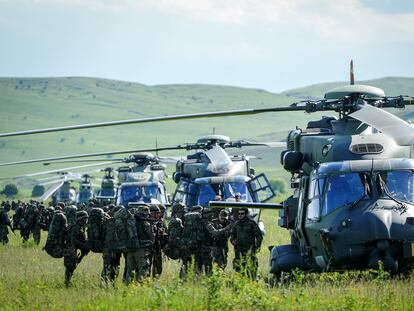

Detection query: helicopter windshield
(322, 172), (366, 216)
(119, 184), (160, 206)
(78, 191), (92, 203)
(381, 170), (414, 204)
(197, 182), (252, 206)
(99, 188), (116, 197)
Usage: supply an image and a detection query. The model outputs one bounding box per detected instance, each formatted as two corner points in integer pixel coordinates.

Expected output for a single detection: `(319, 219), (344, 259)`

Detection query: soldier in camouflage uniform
(41, 206), (55, 231)
(150, 204), (168, 278)
(63, 211), (90, 287)
(230, 208), (263, 279)
(200, 208), (232, 275)
(12, 202), (24, 231)
(165, 203), (185, 261)
(212, 209), (232, 269)
(0, 206), (13, 244)
(180, 206), (231, 277)
(125, 206), (154, 283)
(20, 202), (41, 244)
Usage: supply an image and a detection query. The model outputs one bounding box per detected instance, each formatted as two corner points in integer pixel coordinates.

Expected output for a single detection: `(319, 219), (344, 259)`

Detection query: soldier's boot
(65, 269), (74, 287)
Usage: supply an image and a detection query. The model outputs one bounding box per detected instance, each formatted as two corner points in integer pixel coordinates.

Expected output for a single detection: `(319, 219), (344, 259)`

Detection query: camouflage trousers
(150, 247), (163, 278)
(233, 249), (258, 279)
(180, 248), (213, 278)
(212, 245), (228, 269)
(125, 248), (151, 283)
(21, 225), (41, 244)
(63, 247), (78, 286)
(101, 249), (121, 283)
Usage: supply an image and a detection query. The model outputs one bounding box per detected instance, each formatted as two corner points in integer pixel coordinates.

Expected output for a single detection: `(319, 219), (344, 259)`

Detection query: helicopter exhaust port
(367, 240), (398, 274)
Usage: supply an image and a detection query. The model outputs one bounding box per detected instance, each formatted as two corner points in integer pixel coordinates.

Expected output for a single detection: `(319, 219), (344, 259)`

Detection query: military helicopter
(96, 167), (117, 204)
(164, 135), (276, 213)
(39, 153), (170, 206)
(114, 153), (169, 206)
(1, 62), (414, 275)
(76, 174), (94, 204)
(39, 172), (77, 205)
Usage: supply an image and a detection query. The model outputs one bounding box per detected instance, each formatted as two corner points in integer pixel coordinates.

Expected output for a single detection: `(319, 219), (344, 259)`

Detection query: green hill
(1, 76), (414, 192)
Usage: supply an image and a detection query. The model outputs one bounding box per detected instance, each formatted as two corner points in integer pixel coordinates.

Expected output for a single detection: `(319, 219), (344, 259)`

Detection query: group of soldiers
(0, 199), (263, 286)
(0, 200), (55, 245)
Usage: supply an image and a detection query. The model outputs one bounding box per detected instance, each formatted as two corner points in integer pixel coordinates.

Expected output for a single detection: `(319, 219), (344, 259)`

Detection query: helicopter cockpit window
(100, 188), (115, 197)
(197, 184), (217, 206)
(306, 178), (325, 221)
(381, 170), (414, 204)
(223, 182), (252, 202)
(322, 173), (365, 216)
(174, 179), (197, 207)
(120, 185), (160, 205)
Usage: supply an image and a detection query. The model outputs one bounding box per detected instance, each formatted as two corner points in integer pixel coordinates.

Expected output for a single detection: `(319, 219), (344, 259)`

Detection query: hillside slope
(1, 76), (413, 185)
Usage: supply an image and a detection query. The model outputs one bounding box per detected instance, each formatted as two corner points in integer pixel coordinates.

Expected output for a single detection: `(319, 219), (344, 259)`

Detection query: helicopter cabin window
(322, 173), (365, 216)
(306, 178), (325, 221)
(381, 170), (414, 204)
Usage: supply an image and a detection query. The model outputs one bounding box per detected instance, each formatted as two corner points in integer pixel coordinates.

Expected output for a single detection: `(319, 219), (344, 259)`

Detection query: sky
(0, 0), (414, 92)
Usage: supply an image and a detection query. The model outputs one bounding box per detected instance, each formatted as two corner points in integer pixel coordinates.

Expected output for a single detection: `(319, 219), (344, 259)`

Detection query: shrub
(32, 184), (45, 197)
(3, 183), (18, 196)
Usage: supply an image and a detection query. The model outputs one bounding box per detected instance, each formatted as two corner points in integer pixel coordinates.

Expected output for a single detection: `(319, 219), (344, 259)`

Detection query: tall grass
(1, 210), (413, 310)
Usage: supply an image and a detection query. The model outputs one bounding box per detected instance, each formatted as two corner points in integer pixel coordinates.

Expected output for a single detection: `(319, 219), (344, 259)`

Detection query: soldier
(3, 201), (11, 212)
(150, 205), (168, 278)
(165, 203), (185, 261)
(41, 206), (55, 231)
(20, 202), (41, 244)
(0, 205), (13, 244)
(125, 206), (154, 283)
(212, 209), (232, 269)
(201, 208), (233, 275)
(180, 206), (231, 277)
(63, 210), (90, 287)
(12, 202), (24, 231)
(230, 207), (263, 279)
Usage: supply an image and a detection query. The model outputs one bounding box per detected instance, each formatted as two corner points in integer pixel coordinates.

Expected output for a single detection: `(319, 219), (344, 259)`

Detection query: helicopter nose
(364, 209), (393, 240)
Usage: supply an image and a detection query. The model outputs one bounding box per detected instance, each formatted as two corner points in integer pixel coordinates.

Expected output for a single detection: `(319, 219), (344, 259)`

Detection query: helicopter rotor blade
(0, 161), (118, 180)
(350, 104), (414, 146)
(0, 146), (180, 167)
(42, 159), (124, 165)
(0, 106), (308, 138)
(40, 180), (65, 201)
(240, 141), (286, 148)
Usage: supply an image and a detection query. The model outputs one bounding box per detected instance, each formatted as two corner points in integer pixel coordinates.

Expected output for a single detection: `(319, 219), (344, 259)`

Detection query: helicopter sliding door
(247, 173), (275, 203)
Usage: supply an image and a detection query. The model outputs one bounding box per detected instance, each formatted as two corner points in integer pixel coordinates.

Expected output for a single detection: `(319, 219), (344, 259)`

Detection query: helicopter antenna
(155, 138), (159, 157)
(350, 59), (355, 85)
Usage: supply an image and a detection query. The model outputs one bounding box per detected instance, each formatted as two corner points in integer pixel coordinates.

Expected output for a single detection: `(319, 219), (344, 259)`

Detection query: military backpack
(87, 208), (109, 253)
(44, 211), (68, 258)
(181, 212), (205, 252)
(106, 207), (138, 252)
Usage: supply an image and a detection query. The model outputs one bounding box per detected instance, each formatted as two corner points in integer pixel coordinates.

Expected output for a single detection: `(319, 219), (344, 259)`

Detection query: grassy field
(0, 208), (413, 310)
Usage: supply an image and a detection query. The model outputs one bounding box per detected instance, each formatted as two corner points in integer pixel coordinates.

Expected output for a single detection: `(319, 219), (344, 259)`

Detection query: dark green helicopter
(1, 63), (414, 274)
(96, 167), (117, 204)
